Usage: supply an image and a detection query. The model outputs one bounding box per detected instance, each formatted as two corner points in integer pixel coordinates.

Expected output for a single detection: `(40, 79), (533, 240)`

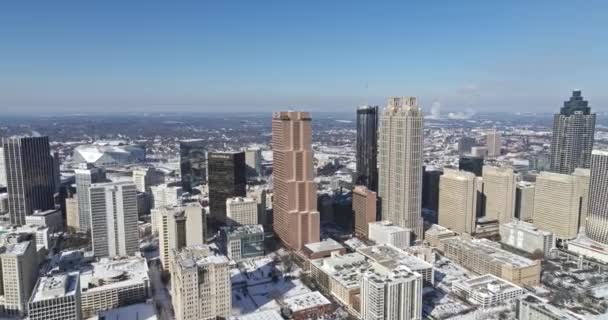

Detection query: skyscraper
(179, 139), (206, 192)
(0, 147), (6, 187)
(458, 136), (476, 155)
(378, 97), (424, 237)
(356, 105), (379, 191)
(75, 163), (106, 231)
(585, 150), (608, 244)
(486, 130), (502, 157)
(533, 171), (582, 240)
(482, 165), (516, 224)
(89, 182), (139, 257)
(2, 136), (55, 226)
(459, 155), (484, 177)
(244, 147), (262, 177)
(550, 90), (596, 174)
(272, 111), (320, 250)
(438, 169), (477, 235)
(353, 185), (377, 238)
(207, 151), (246, 222)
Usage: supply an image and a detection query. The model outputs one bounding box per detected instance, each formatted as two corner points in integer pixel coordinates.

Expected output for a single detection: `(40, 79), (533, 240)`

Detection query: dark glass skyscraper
(2, 136), (55, 225)
(179, 139), (207, 192)
(459, 155), (484, 177)
(208, 151), (246, 222)
(355, 105), (379, 191)
(550, 90), (596, 174)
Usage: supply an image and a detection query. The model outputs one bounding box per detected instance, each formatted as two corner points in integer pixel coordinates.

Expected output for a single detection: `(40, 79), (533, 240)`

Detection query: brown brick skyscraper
(272, 111), (320, 250)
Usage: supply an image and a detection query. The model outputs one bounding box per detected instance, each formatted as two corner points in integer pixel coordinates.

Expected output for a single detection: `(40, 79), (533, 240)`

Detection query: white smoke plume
(448, 107), (476, 119)
(427, 101), (441, 119)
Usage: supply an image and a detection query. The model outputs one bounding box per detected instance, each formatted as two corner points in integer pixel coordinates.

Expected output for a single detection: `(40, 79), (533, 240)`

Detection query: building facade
(244, 147), (262, 177)
(208, 151), (246, 222)
(272, 111), (320, 250)
(368, 221), (411, 249)
(353, 185), (377, 238)
(438, 169), (477, 235)
(378, 97), (424, 237)
(585, 150), (608, 244)
(499, 220), (554, 255)
(220, 225), (264, 261)
(0, 239), (38, 316)
(28, 272), (82, 320)
(2, 136), (55, 226)
(482, 165), (516, 224)
(179, 139), (206, 192)
(515, 182), (535, 221)
(226, 197), (258, 226)
(75, 164), (106, 231)
(355, 105), (379, 191)
(459, 155), (483, 177)
(486, 130), (502, 157)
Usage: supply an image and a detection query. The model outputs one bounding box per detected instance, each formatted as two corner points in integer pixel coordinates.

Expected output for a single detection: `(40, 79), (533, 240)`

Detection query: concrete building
(89, 182), (139, 257)
(517, 294), (580, 320)
(2, 136), (55, 226)
(360, 264), (423, 320)
(28, 272), (82, 320)
(150, 184), (183, 209)
(0, 147), (5, 187)
(459, 155), (483, 177)
(550, 90), (596, 174)
(471, 146), (488, 158)
(208, 151), (246, 222)
(226, 197), (258, 226)
(486, 130), (502, 157)
(158, 207), (186, 270)
(244, 147), (262, 177)
(424, 224), (457, 250)
(303, 238), (346, 260)
(573, 168), (590, 232)
(533, 171), (583, 240)
(283, 291), (333, 320)
(248, 189), (269, 227)
(75, 164), (106, 231)
(0, 239), (38, 316)
(26, 209), (63, 231)
(185, 203), (206, 246)
(65, 197), (80, 231)
(220, 225), (264, 261)
(358, 245), (434, 285)
(79, 257), (150, 318)
(499, 220), (554, 256)
(443, 238), (541, 286)
(353, 185), (377, 238)
(452, 274), (523, 308)
(482, 165), (516, 224)
(438, 169), (477, 235)
(368, 221), (411, 249)
(378, 97), (424, 237)
(355, 105), (379, 191)
(171, 245), (231, 320)
(272, 111), (320, 250)
(585, 150), (608, 244)
(458, 136), (476, 155)
(179, 139), (206, 192)
(515, 182), (535, 221)
(132, 167), (163, 192)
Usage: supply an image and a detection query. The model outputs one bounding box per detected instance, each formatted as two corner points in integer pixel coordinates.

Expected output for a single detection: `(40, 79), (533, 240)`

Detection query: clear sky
(1, 1), (607, 114)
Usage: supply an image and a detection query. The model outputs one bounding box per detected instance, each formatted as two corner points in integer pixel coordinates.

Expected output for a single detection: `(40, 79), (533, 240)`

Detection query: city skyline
(1, 1), (607, 114)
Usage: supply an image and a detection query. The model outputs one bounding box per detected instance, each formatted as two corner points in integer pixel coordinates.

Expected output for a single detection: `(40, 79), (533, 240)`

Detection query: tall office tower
(51, 151), (61, 193)
(151, 184), (183, 209)
(249, 189), (268, 227)
(573, 168), (590, 231)
(360, 265), (423, 320)
(459, 155), (484, 177)
(550, 90), (596, 174)
(533, 172), (582, 240)
(422, 168), (442, 214)
(185, 203), (206, 246)
(515, 182), (535, 221)
(226, 197), (258, 226)
(355, 105), (379, 191)
(158, 208), (186, 270)
(458, 136), (476, 155)
(74, 163), (106, 231)
(208, 151), (246, 222)
(272, 111), (320, 250)
(179, 139), (206, 192)
(244, 147), (262, 177)
(438, 169), (477, 235)
(378, 97), (424, 237)
(65, 196), (80, 230)
(2, 136), (55, 226)
(89, 182), (138, 257)
(486, 130), (502, 157)
(171, 245), (231, 320)
(132, 167), (162, 193)
(0, 239), (38, 315)
(353, 185), (377, 238)
(0, 147), (6, 186)
(585, 151), (608, 244)
(482, 165), (516, 224)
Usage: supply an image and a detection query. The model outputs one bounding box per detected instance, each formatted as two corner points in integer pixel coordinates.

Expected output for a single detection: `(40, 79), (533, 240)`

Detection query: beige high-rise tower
(533, 171), (581, 240)
(486, 130), (502, 157)
(272, 111), (320, 250)
(482, 165), (516, 224)
(584, 150), (608, 244)
(378, 97), (424, 237)
(438, 169), (477, 235)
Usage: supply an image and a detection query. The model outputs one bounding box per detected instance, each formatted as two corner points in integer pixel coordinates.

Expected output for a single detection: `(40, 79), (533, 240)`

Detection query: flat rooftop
(283, 291), (331, 312)
(363, 264), (421, 286)
(222, 224), (264, 237)
(369, 221), (411, 233)
(502, 220), (552, 236)
(31, 272), (79, 302)
(358, 244), (433, 271)
(231, 310), (283, 320)
(447, 238), (537, 268)
(175, 244), (229, 269)
(1, 240), (31, 256)
(454, 274), (523, 298)
(80, 256), (149, 294)
(304, 238), (344, 253)
(311, 252), (372, 289)
(30, 209), (60, 216)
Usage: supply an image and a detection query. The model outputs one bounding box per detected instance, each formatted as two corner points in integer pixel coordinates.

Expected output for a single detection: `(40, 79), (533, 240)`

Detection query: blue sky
(0, 1), (607, 114)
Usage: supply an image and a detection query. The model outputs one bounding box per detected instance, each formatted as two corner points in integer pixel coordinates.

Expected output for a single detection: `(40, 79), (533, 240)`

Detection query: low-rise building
(283, 291), (333, 320)
(303, 238), (346, 260)
(499, 220), (554, 256)
(452, 274), (524, 308)
(358, 245), (434, 285)
(567, 235), (608, 264)
(220, 224), (264, 261)
(226, 197), (258, 226)
(80, 257), (150, 318)
(28, 272), (82, 320)
(368, 221), (411, 249)
(443, 238), (541, 286)
(26, 209), (63, 231)
(424, 224), (457, 250)
(517, 294), (580, 320)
